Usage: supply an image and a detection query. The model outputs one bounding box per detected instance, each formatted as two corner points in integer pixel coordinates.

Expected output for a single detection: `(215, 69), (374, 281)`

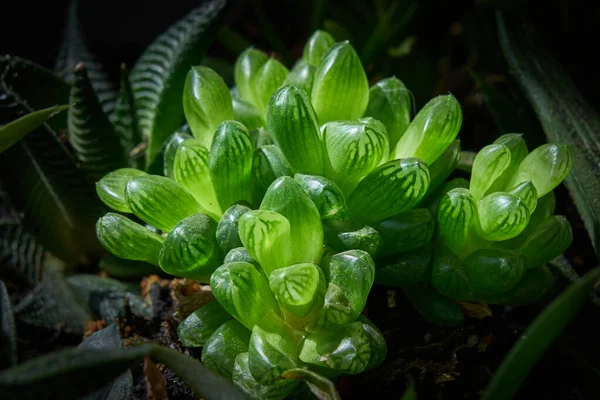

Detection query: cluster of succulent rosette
(94, 30), (573, 397)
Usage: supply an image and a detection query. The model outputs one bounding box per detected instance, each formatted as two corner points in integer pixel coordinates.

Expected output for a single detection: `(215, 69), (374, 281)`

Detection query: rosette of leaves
(177, 176), (386, 399)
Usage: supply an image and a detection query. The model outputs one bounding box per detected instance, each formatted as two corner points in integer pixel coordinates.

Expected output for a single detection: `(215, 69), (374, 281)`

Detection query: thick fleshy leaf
(112, 64), (143, 165)
(96, 213), (164, 265)
(233, 353), (298, 400)
(0, 105), (67, 154)
(249, 127), (273, 148)
(402, 283), (464, 327)
(508, 143), (573, 197)
(158, 213), (221, 281)
(375, 208), (434, 257)
(252, 58), (289, 116)
(364, 77), (412, 152)
(129, 0), (226, 166)
(481, 265), (555, 306)
(470, 144), (511, 201)
(311, 42), (369, 123)
(183, 66), (233, 147)
(487, 134), (528, 193)
(260, 177), (324, 265)
(431, 245), (472, 300)
(163, 131), (192, 179)
(234, 48), (269, 108)
(359, 315), (387, 371)
(0, 221), (44, 288)
(294, 174), (350, 221)
(374, 245), (432, 286)
(323, 120), (389, 193)
(125, 175), (204, 232)
(266, 85), (324, 174)
(501, 191), (556, 249)
(348, 158), (430, 224)
(477, 192), (530, 241)
(463, 249), (526, 296)
(393, 95), (462, 165)
(519, 216), (572, 268)
(239, 210), (291, 276)
(437, 188), (477, 256)
(210, 261), (280, 330)
(178, 301), (233, 347)
(509, 180), (538, 214)
(0, 280), (17, 369)
(232, 98), (264, 131)
(336, 225), (382, 257)
(269, 263), (321, 317)
(248, 311), (303, 384)
(282, 63), (315, 95)
(254, 145), (294, 197)
(174, 138), (220, 216)
(210, 121), (254, 211)
(224, 247), (260, 269)
(202, 320), (251, 379)
(216, 204), (252, 255)
(280, 368), (341, 400)
(307, 283), (352, 332)
(426, 140), (461, 194)
(303, 30), (336, 66)
(299, 321), (371, 374)
(95, 168), (147, 213)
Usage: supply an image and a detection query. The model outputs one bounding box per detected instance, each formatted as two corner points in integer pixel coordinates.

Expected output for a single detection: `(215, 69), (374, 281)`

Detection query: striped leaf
(393, 94), (462, 165)
(337, 225), (382, 257)
(209, 121), (254, 211)
(348, 158), (430, 224)
(519, 216), (572, 268)
(178, 301), (233, 348)
(470, 144), (511, 200)
(307, 283), (353, 331)
(359, 315), (387, 372)
(311, 42), (369, 123)
(509, 180), (538, 214)
(174, 138), (220, 217)
(294, 174), (351, 221)
(233, 353), (298, 399)
(0, 280), (17, 369)
(374, 208), (434, 257)
(129, 0), (226, 166)
(487, 133), (528, 193)
(280, 368), (341, 400)
(95, 168), (147, 213)
(159, 213), (221, 281)
(232, 98), (264, 131)
(125, 175), (204, 232)
(210, 261), (280, 330)
(112, 64), (143, 165)
(163, 131), (192, 179)
(224, 247), (259, 269)
(216, 204), (252, 255)
(183, 66), (233, 147)
(238, 210), (291, 276)
(0, 223), (43, 287)
(234, 48), (269, 108)
(269, 263), (321, 317)
(251, 58), (289, 117)
(254, 145), (293, 198)
(302, 30), (336, 66)
(96, 213), (164, 265)
(266, 85), (324, 174)
(68, 64), (126, 181)
(282, 62), (315, 95)
(322, 119), (389, 193)
(477, 192), (530, 241)
(463, 248), (526, 296)
(202, 320), (251, 379)
(437, 188), (477, 256)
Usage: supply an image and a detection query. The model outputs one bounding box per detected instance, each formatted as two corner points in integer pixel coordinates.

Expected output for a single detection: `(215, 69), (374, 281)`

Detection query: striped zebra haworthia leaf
(232, 98), (264, 131)
(96, 213), (164, 265)
(294, 174), (351, 221)
(251, 58), (289, 117)
(476, 192), (530, 241)
(469, 144), (511, 201)
(216, 204), (252, 255)
(209, 121), (254, 211)
(437, 188), (477, 257)
(266, 85), (324, 175)
(183, 66), (233, 147)
(322, 119), (389, 193)
(158, 213), (221, 281)
(129, 0), (226, 166)
(210, 261), (280, 330)
(125, 175), (204, 232)
(393, 94), (462, 165)
(302, 30), (336, 66)
(96, 168), (147, 213)
(234, 48), (269, 109)
(202, 319), (251, 379)
(463, 249), (526, 296)
(348, 158), (430, 224)
(282, 63), (315, 95)
(269, 263), (321, 317)
(112, 64), (143, 164)
(311, 42), (369, 123)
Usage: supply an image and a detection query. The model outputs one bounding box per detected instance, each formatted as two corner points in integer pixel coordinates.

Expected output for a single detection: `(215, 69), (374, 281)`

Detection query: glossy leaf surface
(470, 144), (511, 200)
(178, 301), (233, 347)
(463, 249), (526, 296)
(96, 168), (147, 213)
(269, 263), (321, 317)
(477, 192), (530, 241)
(216, 204), (252, 255)
(303, 30), (336, 66)
(375, 208), (434, 256)
(202, 320), (251, 379)
(437, 188), (477, 256)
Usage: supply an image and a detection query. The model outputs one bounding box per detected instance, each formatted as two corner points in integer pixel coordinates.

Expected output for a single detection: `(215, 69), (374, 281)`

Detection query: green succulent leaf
(303, 30), (336, 66)
(375, 208), (434, 257)
(224, 247), (259, 269)
(437, 188), (477, 256)
(431, 245), (472, 300)
(159, 213), (221, 281)
(112, 64), (143, 164)
(216, 204), (252, 255)
(308, 283), (353, 331)
(508, 180), (538, 214)
(234, 48), (269, 108)
(402, 283), (464, 327)
(477, 192), (530, 241)
(269, 263), (321, 317)
(487, 134), (529, 193)
(470, 144), (511, 200)
(364, 76), (412, 152)
(519, 216), (572, 268)
(0, 281), (17, 369)
(427, 140), (461, 194)
(163, 131), (193, 179)
(311, 42), (369, 123)
(299, 321), (371, 374)
(266, 85), (324, 174)
(95, 168), (147, 213)
(359, 315), (387, 371)
(282, 63), (315, 95)
(260, 176), (324, 265)
(202, 320), (251, 379)
(129, 0), (226, 166)
(233, 352), (298, 400)
(294, 174), (350, 221)
(209, 121), (254, 211)
(174, 138), (220, 217)
(481, 265), (555, 306)
(232, 98), (264, 131)
(248, 311), (303, 384)
(210, 261), (280, 330)
(323, 120), (389, 193)
(178, 301), (233, 348)
(463, 249), (526, 296)
(125, 175), (204, 232)
(393, 94), (462, 165)
(252, 58), (289, 116)
(280, 368), (341, 400)
(250, 127), (273, 148)
(254, 145), (294, 198)
(336, 225), (382, 257)
(96, 213), (164, 266)
(348, 158), (430, 224)
(374, 244), (432, 286)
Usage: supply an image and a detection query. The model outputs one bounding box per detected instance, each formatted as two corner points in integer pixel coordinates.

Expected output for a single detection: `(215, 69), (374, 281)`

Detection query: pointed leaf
(178, 301), (233, 347)
(266, 85), (324, 174)
(96, 213), (164, 265)
(393, 95), (462, 165)
(336, 225), (382, 257)
(375, 245), (432, 286)
(311, 42), (369, 123)
(183, 66), (233, 147)
(374, 208), (434, 257)
(308, 283), (353, 331)
(234, 48), (269, 107)
(0, 280), (17, 368)
(0, 223), (44, 287)
(402, 283), (464, 327)
(359, 315), (387, 371)
(280, 368), (341, 400)
(270, 263), (321, 317)
(112, 64), (143, 162)
(437, 188), (477, 256)
(216, 204), (252, 255)
(95, 168), (147, 213)
(163, 131), (193, 179)
(464, 249), (526, 296)
(487, 133), (529, 193)
(129, 0), (227, 165)
(254, 145), (294, 197)
(303, 30), (336, 66)
(519, 215), (572, 268)
(348, 158), (430, 224)
(477, 192), (530, 241)
(202, 320), (251, 379)
(252, 58), (289, 116)
(282, 63), (315, 95)
(232, 98), (264, 131)
(0, 105), (68, 153)
(470, 144), (511, 200)
(294, 174), (351, 221)
(233, 353), (298, 400)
